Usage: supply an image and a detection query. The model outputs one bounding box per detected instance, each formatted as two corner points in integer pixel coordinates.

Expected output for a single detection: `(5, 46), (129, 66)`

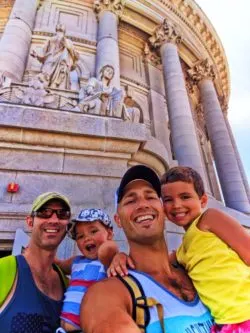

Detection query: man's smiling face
(115, 180), (165, 245)
(29, 200), (69, 251)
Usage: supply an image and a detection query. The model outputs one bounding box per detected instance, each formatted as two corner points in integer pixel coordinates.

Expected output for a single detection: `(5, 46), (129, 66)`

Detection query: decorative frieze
(93, 0), (126, 19)
(188, 59), (216, 84)
(148, 18), (182, 50)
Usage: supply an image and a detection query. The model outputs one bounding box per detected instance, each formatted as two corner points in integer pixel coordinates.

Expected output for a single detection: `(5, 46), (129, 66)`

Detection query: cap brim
(117, 165), (161, 203)
(32, 192), (70, 212)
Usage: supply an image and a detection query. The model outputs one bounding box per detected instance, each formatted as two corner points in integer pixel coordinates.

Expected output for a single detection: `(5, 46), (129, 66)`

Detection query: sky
(196, 0), (250, 182)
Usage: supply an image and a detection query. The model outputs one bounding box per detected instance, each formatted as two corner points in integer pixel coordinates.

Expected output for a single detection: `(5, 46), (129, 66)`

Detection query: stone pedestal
(0, 0), (39, 81)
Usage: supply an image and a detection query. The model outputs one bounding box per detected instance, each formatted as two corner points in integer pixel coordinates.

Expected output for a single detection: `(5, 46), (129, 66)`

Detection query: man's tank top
(0, 255), (63, 333)
(128, 270), (213, 333)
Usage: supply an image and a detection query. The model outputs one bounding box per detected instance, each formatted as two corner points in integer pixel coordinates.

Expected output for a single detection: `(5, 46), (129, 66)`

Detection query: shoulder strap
(118, 274), (166, 333)
(53, 263), (69, 290)
(0, 255), (17, 306)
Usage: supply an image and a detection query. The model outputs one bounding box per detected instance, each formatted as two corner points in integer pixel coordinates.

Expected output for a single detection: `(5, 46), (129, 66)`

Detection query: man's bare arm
(81, 278), (141, 333)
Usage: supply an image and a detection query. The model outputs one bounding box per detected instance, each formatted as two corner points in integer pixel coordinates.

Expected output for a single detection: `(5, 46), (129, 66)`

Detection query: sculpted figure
(77, 65), (124, 117)
(0, 71), (11, 89)
(30, 24), (79, 90)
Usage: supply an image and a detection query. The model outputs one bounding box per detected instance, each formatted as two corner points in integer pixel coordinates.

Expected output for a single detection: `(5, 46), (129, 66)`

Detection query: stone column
(148, 19), (208, 187)
(93, 0), (125, 88)
(188, 59), (250, 213)
(224, 114), (250, 202)
(0, 0), (39, 82)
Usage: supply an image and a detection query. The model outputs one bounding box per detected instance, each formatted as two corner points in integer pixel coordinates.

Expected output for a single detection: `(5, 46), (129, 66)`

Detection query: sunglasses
(32, 208), (71, 220)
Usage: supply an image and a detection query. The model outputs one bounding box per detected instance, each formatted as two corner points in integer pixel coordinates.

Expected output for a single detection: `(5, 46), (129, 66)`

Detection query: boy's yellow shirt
(177, 215), (250, 324)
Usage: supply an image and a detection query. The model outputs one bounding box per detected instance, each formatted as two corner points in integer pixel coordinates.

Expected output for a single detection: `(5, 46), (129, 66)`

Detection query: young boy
(56, 208), (121, 333)
(161, 166), (250, 333)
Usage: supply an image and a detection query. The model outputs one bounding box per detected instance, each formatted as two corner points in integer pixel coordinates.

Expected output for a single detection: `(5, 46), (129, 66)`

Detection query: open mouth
(85, 244), (97, 252)
(44, 228), (60, 233)
(134, 214), (155, 223)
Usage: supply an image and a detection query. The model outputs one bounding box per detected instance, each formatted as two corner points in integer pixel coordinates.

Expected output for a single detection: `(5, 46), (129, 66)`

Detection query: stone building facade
(0, 0), (249, 257)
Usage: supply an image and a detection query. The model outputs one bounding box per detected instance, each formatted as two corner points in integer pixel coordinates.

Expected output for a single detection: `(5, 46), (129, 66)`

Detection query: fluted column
(93, 0), (125, 88)
(148, 19), (208, 187)
(224, 114), (250, 202)
(188, 59), (250, 213)
(0, 0), (39, 81)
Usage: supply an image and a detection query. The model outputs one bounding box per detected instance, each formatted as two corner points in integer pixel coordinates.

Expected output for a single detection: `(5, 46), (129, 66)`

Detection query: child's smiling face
(75, 221), (113, 259)
(161, 181), (208, 230)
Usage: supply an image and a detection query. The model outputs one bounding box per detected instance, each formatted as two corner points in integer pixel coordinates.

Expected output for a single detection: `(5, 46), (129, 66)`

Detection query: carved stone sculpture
(30, 24), (79, 90)
(187, 58), (216, 84)
(76, 65), (124, 117)
(149, 18), (182, 50)
(93, 0), (125, 18)
(0, 71), (11, 90)
(14, 73), (54, 107)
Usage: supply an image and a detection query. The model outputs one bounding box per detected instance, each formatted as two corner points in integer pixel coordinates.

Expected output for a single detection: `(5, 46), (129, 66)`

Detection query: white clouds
(196, 0), (250, 182)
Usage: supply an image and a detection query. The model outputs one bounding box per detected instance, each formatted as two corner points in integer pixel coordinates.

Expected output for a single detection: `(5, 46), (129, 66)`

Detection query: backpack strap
(118, 274), (166, 333)
(53, 263), (69, 290)
(0, 255), (17, 307)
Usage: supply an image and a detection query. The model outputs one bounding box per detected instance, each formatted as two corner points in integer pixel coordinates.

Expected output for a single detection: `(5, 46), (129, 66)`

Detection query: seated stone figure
(77, 65), (124, 117)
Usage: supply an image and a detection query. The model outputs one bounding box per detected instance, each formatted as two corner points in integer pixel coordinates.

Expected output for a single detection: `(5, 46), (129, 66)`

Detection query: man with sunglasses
(0, 191), (71, 333)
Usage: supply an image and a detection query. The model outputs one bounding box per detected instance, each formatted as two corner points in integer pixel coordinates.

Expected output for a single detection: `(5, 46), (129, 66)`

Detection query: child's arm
(98, 240), (135, 277)
(54, 256), (75, 275)
(199, 208), (250, 265)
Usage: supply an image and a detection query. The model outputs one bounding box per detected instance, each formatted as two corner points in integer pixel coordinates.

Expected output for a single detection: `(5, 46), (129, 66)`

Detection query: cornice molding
(123, 0), (230, 101)
(33, 31), (97, 47)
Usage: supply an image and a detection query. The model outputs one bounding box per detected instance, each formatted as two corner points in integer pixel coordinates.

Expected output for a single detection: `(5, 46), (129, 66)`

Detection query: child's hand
(107, 252), (135, 277)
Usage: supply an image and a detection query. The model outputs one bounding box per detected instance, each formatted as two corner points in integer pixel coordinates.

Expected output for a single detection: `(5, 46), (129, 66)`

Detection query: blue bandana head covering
(67, 208), (113, 239)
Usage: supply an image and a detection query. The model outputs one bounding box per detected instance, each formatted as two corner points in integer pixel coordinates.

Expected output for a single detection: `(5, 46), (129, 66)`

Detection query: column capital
(188, 59), (216, 84)
(148, 18), (182, 50)
(93, 0), (126, 19)
(218, 95), (229, 114)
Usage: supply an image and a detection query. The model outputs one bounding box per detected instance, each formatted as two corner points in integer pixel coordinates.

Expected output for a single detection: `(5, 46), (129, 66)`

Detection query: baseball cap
(31, 191), (71, 213)
(116, 165), (161, 204)
(68, 208), (113, 240)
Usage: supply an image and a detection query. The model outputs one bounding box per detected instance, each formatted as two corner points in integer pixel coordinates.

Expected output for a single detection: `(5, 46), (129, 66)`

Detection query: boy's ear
(114, 213), (122, 228)
(107, 228), (113, 240)
(26, 215), (34, 229)
(201, 193), (208, 208)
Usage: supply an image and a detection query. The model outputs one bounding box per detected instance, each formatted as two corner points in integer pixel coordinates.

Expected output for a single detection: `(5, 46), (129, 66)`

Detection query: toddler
(56, 208), (120, 333)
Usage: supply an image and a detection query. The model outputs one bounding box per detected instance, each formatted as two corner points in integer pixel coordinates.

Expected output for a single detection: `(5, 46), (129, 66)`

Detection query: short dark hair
(161, 166), (205, 198)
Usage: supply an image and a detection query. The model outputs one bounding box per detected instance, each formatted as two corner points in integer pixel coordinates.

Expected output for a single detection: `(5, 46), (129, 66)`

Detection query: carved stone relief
(187, 58), (216, 84)
(148, 18), (182, 50)
(0, 23), (141, 123)
(30, 24), (79, 90)
(93, 0), (126, 18)
(144, 43), (161, 67)
(75, 65), (124, 117)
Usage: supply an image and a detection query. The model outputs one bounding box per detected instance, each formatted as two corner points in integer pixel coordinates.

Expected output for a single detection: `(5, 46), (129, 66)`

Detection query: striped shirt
(61, 256), (106, 328)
